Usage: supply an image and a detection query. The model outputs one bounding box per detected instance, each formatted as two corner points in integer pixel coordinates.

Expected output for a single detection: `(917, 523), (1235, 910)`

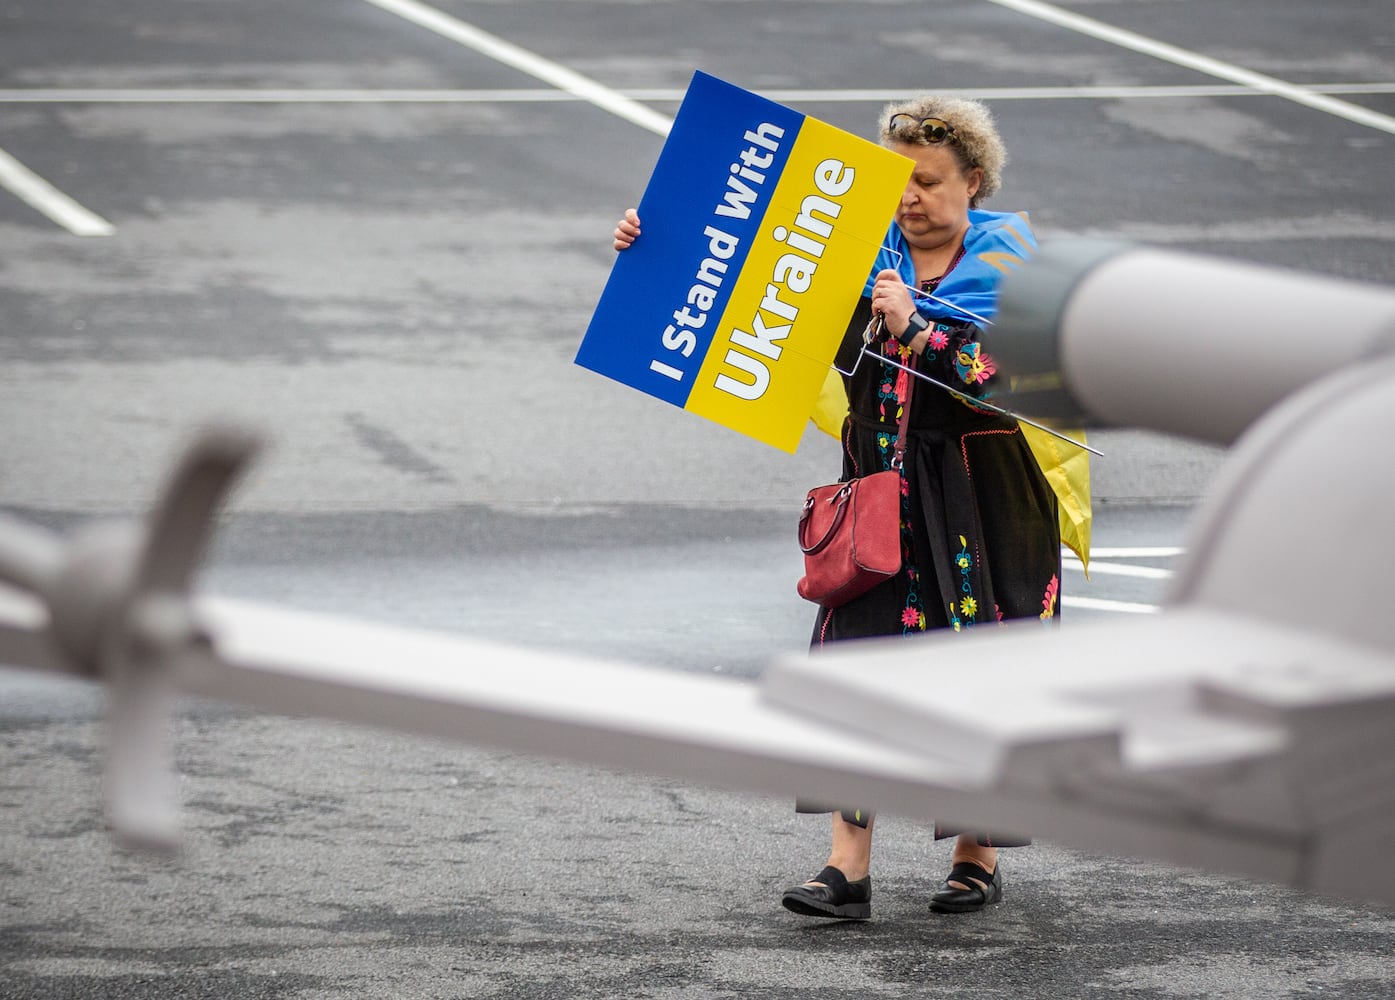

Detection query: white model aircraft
(1, 241), (1392, 907)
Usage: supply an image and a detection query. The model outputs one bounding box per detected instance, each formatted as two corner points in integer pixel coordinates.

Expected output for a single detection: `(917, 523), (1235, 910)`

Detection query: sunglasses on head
(889, 113), (956, 143)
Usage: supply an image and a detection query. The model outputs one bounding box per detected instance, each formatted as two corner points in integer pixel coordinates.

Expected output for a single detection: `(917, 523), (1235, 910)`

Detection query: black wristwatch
(896, 310), (929, 347)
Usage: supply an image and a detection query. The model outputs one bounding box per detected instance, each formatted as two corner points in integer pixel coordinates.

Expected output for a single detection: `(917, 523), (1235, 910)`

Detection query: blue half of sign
(575, 71), (806, 407)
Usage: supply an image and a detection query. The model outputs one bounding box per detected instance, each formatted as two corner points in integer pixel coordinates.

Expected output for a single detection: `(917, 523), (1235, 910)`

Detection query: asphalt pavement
(3, 1), (1394, 997)
(5, 501), (1395, 1000)
(6, 497), (1395, 1000)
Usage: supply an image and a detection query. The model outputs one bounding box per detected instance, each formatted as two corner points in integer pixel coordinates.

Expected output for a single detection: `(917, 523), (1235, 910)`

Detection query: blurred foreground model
(2, 241), (1393, 908)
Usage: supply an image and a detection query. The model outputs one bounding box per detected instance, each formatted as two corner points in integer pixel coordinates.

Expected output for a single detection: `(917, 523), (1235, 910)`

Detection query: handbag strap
(890, 349), (916, 469)
(798, 483), (853, 555)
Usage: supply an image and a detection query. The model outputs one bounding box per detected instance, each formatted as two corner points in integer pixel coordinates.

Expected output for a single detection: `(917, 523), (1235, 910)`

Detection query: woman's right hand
(613, 208), (641, 251)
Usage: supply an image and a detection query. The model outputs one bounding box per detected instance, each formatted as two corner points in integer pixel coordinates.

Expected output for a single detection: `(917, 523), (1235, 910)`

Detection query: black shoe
(781, 865), (872, 920)
(929, 860), (1002, 913)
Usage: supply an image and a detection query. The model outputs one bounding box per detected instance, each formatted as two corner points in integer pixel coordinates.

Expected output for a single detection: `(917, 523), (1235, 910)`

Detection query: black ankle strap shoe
(781, 865), (872, 920)
(929, 860), (1002, 913)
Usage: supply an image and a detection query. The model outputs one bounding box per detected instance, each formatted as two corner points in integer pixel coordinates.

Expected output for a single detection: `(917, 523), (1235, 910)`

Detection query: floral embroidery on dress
(873, 352), (925, 635)
(875, 358), (899, 422)
(1040, 574), (1059, 621)
(901, 566), (925, 633)
(928, 328), (951, 351)
(955, 342), (997, 385)
(952, 535), (979, 629)
(897, 463), (925, 635)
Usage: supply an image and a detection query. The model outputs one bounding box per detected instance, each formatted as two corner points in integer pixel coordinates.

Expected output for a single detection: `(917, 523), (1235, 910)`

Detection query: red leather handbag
(796, 358), (915, 608)
(796, 469), (902, 607)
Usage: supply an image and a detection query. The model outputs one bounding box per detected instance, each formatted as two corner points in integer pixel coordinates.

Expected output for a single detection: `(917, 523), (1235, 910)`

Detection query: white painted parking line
(1062, 595), (1159, 614)
(747, 83), (1395, 102)
(986, 0), (1395, 135)
(0, 89), (599, 104)
(361, 0), (674, 136)
(2, 84), (1392, 105)
(1084, 547), (1184, 559)
(0, 146), (113, 236)
(1063, 557), (1172, 581)
(1061, 545), (1176, 613)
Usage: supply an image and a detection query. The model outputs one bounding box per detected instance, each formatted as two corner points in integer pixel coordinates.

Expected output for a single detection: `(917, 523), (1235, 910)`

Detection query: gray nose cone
(990, 238), (1133, 424)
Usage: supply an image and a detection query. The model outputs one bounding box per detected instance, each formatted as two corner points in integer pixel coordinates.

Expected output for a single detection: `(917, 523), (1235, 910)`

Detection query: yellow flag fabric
(810, 367), (849, 440)
(1020, 423), (1092, 574)
(808, 368), (1092, 573)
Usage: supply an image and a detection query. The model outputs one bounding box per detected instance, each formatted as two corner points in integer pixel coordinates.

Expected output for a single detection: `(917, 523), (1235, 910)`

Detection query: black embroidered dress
(800, 282), (1062, 844)
(816, 296), (1061, 643)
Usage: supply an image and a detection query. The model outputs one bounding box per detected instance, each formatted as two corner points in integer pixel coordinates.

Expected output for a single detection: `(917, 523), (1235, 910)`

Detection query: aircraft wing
(8, 573), (1392, 905)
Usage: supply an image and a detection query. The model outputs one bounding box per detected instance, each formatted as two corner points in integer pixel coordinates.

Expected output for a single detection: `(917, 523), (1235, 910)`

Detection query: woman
(614, 95), (1060, 921)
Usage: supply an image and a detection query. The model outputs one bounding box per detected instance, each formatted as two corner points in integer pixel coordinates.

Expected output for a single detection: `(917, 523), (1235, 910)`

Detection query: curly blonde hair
(879, 94), (1007, 207)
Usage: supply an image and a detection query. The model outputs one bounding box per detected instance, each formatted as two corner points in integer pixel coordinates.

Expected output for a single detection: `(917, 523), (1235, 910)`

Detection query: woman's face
(891, 142), (982, 247)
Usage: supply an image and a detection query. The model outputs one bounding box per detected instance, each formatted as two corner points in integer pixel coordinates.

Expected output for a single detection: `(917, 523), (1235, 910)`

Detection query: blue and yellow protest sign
(575, 71), (912, 453)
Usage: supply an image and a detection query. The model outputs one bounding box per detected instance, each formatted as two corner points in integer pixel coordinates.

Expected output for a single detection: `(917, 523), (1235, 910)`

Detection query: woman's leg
(818, 813), (874, 882)
(927, 833), (1003, 913)
(782, 812), (876, 919)
(949, 834), (996, 888)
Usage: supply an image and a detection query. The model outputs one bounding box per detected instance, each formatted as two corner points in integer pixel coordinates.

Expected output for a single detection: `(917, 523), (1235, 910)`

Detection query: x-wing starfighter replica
(2, 240), (1393, 907)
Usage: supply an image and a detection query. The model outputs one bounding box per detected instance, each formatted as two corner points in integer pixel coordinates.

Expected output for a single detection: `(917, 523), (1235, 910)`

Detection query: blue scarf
(863, 209), (1038, 325)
